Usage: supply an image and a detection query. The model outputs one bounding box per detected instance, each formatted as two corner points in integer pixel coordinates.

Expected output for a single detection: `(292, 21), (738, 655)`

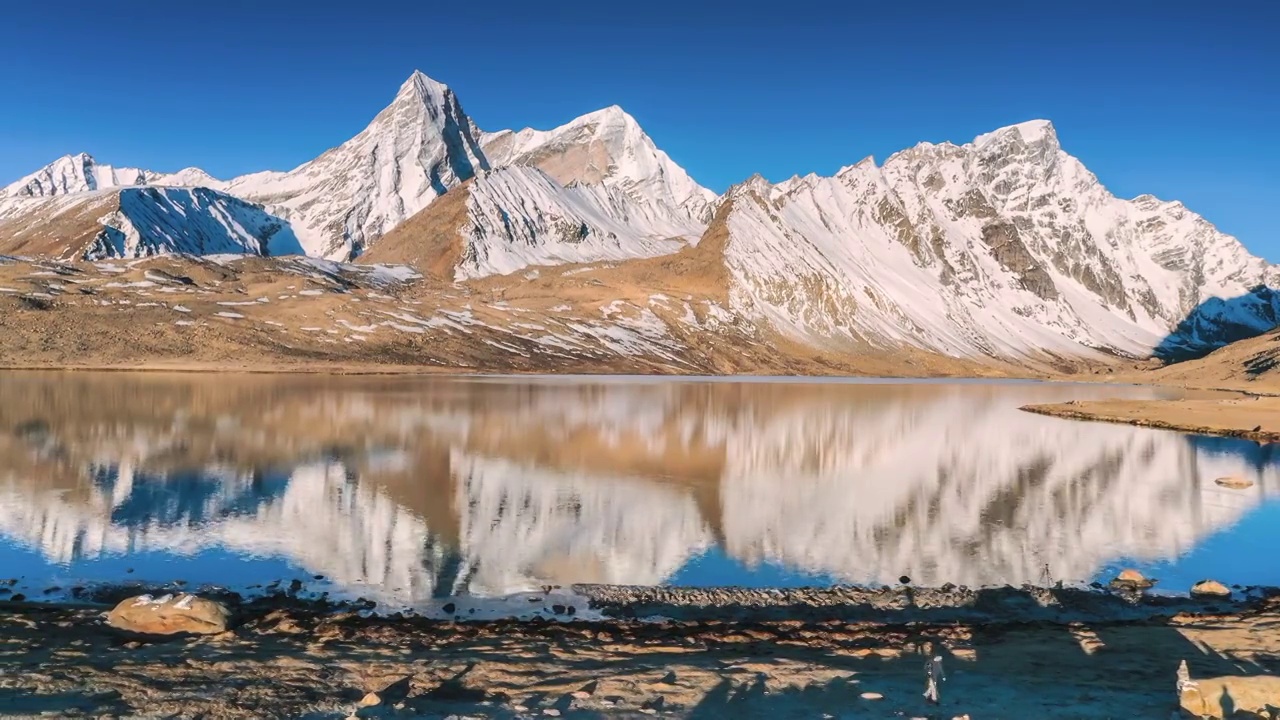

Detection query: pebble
(860, 692), (884, 700)
(543, 710), (561, 717)
(570, 690), (591, 699)
(358, 692), (381, 707)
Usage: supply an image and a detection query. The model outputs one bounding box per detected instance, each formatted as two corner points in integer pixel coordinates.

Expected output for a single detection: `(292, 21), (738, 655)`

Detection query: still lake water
(0, 372), (1276, 606)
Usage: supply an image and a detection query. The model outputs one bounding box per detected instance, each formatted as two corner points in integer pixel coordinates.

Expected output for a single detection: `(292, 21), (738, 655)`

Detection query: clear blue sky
(2, 0), (1276, 257)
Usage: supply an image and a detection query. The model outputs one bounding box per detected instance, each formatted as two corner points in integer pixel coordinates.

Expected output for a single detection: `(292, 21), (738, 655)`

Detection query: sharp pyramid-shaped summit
(225, 70), (491, 259)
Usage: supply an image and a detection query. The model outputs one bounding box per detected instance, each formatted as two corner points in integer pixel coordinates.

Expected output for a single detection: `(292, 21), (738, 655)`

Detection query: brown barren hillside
(357, 181), (471, 281)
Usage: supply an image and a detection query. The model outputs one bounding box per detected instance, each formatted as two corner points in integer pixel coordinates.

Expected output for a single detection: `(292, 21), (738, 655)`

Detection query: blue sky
(2, 0), (1276, 257)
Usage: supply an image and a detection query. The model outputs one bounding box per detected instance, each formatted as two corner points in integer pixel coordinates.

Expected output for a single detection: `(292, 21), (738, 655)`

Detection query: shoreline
(11, 361), (1280, 444)
(3, 585), (1277, 718)
(1022, 395), (1280, 443)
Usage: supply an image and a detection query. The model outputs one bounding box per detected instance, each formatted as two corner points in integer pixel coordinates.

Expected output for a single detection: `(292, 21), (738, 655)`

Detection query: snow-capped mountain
(222, 71), (490, 260)
(716, 120), (1278, 359)
(0, 154), (228, 201)
(365, 165), (701, 280)
(0, 187), (302, 260)
(0, 71), (1275, 363)
(482, 105), (716, 225)
(217, 74), (716, 262)
(1, 153), (156, 198)
(87, 187), (304, 258)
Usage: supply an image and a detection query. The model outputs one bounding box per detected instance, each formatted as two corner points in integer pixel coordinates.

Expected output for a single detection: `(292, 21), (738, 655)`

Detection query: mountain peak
(223, 70), (489, 259)
(573, 104), (636, 127)
(3, 152), (145, 198)
(395, 70), (453, 105)
(974, 119), (1058, 149)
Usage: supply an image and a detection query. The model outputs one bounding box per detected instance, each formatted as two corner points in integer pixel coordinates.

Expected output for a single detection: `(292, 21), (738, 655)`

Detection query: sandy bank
(1022, 394), (1280, 442)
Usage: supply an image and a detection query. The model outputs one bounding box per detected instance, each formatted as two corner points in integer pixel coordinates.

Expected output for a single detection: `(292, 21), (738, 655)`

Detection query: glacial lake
(0, 372), (1276, 608)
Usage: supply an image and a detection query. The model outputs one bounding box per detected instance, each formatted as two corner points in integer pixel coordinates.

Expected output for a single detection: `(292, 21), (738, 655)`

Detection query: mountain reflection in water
(0, 373), (1275, 604)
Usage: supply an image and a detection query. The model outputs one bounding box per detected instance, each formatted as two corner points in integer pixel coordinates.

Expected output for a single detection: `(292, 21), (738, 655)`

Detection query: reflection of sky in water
(2, 543), (313, 596)
(1, 376), (1278, 604)
(667, 547), (840, 588)
(92, 465), (293, 527)
(1099, 503), (1280, 591)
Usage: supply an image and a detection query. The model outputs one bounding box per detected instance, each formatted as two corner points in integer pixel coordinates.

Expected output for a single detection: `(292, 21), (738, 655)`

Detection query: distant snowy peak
(482, 105), (715, 223)
(1, 154), (229, 203)
(2, 153), (155, 198)
(152, 167), (226, 189)
(224, 70), (490, 260)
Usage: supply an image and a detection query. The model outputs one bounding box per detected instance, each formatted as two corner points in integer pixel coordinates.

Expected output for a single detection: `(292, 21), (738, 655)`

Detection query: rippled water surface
(0, 372), (1275, 606)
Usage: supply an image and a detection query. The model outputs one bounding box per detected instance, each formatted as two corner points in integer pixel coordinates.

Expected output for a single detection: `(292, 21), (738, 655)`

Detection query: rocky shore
(3, 584), (1280, 718)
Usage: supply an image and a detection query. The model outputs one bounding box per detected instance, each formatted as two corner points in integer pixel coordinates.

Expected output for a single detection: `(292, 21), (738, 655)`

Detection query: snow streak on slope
(224, 71), (489, 260)
(723, 121), (1279, 358)
(87, 187), (305, 259)
(0, 188), (304, 260)
(482, 105), (716, 226)
(455, 166), (694, 279)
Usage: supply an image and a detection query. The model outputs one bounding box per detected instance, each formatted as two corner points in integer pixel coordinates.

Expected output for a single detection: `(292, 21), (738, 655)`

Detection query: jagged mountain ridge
(1, 71), (712, 269)
(715, 120), (1278, 358)
(221, 72), (491, 260)
(0, 187), (303, 260)
(0, 71), (1274, 361)
(0, 152), (226, 200)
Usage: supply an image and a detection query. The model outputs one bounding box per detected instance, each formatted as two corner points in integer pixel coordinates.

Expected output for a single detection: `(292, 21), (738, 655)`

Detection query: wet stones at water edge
(1109, 568), (1156, 591)
(1214, 476), (1255, 490)
(105, 593), (230, 636)
(1190, 580), (1231, 598)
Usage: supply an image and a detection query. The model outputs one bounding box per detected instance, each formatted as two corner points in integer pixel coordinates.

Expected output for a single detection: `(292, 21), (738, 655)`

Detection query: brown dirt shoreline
(4, 586), (1280, 718)
(1022, 395), (1280, 443)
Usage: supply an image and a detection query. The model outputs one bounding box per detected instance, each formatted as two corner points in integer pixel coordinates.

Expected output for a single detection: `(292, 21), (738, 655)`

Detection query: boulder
(1110, 569), (1155, 590)
(1214, 476), (1255, 490)
(1190, 580), (1231, 598)
(1179, 671), (1280, 718)
(106, 593), (230, 635)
